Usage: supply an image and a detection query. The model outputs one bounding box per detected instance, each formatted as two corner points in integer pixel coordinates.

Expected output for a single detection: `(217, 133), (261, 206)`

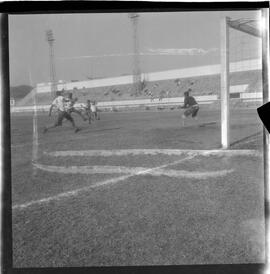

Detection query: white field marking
(45, 149), (261, 158)
(13, 155), (195, 211)
(34, 163), (234, 179)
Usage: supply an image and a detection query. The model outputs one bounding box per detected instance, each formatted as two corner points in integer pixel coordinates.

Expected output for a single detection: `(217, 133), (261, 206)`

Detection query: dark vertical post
(0, 13), (12, 271)
(46, 29), (57, 98)
(129, 13), (141, 95)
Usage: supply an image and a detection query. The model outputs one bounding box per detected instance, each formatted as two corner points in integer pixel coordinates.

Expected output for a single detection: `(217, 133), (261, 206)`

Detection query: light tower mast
(128, 13), (141, 94)
(46, 29), (57, 98)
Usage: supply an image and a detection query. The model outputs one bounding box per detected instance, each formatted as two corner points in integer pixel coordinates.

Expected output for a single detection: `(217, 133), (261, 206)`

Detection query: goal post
(220, 12), (266, 149)
(220, 16), (230, 149)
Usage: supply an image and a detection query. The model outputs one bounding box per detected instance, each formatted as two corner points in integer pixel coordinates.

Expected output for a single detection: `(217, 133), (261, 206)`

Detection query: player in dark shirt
(181, 90), (199, 126)
(65, 93), (87, 122)
(84, 99), (92, 124)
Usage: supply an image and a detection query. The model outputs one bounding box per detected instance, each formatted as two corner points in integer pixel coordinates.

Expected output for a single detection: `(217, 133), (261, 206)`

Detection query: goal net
(220, 14), (263, 150)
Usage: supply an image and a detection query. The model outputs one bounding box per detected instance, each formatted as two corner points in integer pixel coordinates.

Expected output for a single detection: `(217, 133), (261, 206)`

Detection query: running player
(43, 91), (80, 133)
(91, 100), (100, 120)
(181, 90), (199, 126)
(65, 93), (87, 121)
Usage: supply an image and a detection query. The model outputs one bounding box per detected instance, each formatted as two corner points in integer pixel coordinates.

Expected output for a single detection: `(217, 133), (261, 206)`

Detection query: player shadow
(177, 139), (202, 144)
(198, 121), (217, 127)
(79, 127), (122, 134)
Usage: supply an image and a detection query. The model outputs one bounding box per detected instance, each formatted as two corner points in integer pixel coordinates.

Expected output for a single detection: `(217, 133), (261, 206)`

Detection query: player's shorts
(55, 110), (74, 126)
(183, 105), (199, 117)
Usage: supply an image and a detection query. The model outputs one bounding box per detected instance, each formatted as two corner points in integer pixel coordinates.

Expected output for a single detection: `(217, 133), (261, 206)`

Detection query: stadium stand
(17, 70), (261, 107)
(10, 85), (33, 106)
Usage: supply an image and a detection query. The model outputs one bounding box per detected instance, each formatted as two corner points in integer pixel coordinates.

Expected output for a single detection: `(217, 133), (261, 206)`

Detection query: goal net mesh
(227, 17), (263, 150)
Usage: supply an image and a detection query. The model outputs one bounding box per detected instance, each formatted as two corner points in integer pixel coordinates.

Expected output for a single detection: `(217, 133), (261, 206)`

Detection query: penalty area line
(13, 155), (195, 211)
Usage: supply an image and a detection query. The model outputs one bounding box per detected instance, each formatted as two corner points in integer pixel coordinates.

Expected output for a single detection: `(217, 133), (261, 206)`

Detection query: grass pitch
(11, 107), (265, 267)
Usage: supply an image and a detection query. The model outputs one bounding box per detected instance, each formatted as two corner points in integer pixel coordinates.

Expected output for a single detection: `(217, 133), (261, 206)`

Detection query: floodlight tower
(128, 13), (141, 94)
(46, 29), (57, 98)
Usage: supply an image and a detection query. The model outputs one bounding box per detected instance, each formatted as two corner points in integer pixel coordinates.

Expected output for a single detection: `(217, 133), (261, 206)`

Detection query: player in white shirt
(90, 101), (100, 120)
(43, 91), (80, 133)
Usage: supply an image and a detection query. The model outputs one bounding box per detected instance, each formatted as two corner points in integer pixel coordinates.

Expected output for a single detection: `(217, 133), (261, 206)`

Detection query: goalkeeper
(180, 90), (199, 126)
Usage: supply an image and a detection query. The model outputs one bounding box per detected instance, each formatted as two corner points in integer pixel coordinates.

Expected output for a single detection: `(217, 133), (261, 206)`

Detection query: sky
(9, 10), (261, 87)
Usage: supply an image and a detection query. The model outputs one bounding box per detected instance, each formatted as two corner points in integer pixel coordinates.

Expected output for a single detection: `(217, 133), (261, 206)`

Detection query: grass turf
(11, 108), (265, 267)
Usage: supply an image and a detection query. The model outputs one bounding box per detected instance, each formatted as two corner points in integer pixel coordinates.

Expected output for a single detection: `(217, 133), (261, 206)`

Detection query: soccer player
(43, 91), (80, 133)
(91, 100), (100, 120)
(65, 93), (87, 121)
(83, 99), (92, 124)
(149, 91), (154, 102)
(180, 90), (199, 126)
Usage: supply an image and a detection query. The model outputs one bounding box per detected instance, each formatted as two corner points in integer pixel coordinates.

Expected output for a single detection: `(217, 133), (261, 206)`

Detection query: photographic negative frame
(1, 1), (269, 274)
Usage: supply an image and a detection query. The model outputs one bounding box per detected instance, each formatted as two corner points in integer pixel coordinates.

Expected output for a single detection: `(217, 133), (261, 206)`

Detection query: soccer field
(11, 108), (265, 267)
